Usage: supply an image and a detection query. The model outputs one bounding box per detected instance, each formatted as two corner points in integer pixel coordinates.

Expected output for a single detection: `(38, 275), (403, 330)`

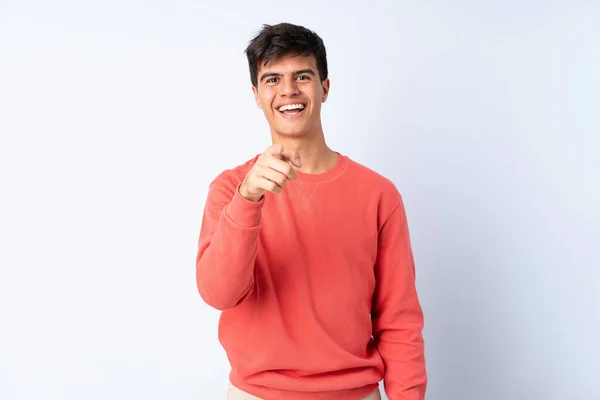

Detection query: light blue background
(0, 0), (598, 399)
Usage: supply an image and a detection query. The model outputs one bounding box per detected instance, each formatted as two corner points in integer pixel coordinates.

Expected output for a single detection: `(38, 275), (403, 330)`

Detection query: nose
(279, 76), (300, 97)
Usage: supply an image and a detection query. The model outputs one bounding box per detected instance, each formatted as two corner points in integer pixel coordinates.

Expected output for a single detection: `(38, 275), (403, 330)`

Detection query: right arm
(196, 175), (264, 310)
(196, 144), (301, 310)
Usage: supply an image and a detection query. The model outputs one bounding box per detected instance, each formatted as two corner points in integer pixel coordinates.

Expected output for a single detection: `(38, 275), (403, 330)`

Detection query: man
(196, 22), (427, 400)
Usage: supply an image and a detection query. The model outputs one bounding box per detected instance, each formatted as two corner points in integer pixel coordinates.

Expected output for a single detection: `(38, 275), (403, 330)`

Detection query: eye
(266, 77), (279, 84)
(297, 75), (311, 81)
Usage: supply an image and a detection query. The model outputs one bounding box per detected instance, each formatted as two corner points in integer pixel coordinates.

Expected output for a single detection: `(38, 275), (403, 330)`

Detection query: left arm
(371, 198), (427, 400)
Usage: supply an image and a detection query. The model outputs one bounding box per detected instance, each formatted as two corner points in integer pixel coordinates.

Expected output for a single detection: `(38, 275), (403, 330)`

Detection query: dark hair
(244, 23), (328, 87)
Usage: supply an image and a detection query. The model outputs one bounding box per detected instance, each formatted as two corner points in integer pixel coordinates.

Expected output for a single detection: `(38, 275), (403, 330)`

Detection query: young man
(196, 23), (427, 400)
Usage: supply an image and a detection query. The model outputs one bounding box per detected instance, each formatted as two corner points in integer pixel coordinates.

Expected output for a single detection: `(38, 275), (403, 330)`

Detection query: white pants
(227, 383), (382, 400)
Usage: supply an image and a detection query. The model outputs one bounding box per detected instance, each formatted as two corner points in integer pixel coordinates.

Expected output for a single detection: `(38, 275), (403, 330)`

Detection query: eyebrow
(259, 69), (316, 83)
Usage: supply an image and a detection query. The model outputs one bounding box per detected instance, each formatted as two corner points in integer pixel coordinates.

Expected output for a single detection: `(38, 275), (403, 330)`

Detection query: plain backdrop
(1, 0), (598, 399)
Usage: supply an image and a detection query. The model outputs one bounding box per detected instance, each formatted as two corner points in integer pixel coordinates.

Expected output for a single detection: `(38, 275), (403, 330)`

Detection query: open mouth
(277, 103), (306, 117)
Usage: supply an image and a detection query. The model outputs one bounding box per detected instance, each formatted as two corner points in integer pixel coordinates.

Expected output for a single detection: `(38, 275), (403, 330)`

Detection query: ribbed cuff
(225, 185), (264, 227)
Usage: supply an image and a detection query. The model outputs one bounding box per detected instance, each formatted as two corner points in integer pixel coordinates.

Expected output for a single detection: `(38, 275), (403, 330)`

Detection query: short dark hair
(244, 23), (328, 87)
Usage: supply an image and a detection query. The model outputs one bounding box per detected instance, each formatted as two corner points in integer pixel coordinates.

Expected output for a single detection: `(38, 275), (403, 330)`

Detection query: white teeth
(278, 103), (305, 112)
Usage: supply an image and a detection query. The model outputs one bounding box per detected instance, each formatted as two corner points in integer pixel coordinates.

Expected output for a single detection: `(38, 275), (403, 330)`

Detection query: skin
(239, 55), (338, 202)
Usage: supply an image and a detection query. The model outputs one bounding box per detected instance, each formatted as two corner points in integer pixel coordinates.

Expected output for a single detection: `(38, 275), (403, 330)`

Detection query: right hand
(239, 144), (303, 202)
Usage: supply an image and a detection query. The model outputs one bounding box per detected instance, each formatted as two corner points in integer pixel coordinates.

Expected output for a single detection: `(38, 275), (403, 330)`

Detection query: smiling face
(252, 55), (330, 139)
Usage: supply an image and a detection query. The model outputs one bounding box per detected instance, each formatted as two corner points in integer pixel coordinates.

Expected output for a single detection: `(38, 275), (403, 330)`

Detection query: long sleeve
(196, 173), (264, 310)
(371, 198), (427, 400)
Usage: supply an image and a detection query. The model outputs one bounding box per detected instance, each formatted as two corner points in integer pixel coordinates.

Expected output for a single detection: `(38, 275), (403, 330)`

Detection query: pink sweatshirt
(196, 152), (427, 399)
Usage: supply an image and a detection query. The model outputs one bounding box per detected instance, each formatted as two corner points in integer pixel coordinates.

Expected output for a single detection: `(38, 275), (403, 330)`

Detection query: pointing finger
(265, 144), (284, 158)
(283, 150), (302, 168)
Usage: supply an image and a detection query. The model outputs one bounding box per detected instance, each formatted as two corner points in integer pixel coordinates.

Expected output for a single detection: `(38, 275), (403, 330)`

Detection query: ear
(252, 85), (262, 109)
(321, 78), (330, 103)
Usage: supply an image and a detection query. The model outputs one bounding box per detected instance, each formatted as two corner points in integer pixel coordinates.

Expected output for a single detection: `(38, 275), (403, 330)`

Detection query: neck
(270, 129), (338, 174)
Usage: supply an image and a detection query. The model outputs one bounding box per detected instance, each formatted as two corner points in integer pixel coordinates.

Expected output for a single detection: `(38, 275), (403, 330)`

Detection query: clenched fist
(239, 144), (302, 202)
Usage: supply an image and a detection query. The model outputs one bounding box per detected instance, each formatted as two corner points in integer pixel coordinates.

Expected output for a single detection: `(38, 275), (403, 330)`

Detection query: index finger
(263, 144), (298, 180)
(264, 144), (284, 157)
(282, 149), (302, 168)
(268, 155), (298, 180)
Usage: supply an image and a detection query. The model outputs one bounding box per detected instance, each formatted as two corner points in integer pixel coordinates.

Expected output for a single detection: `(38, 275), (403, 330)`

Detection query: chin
(279, 130), (310, 138)
(274, 125), (310, 138)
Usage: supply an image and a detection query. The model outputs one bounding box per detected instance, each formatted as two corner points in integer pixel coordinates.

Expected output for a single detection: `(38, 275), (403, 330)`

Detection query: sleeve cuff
(225, 184), (264, 227)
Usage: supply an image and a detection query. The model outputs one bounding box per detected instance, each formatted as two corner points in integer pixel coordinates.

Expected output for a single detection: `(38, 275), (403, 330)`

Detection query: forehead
(258, 54), (318, 74)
